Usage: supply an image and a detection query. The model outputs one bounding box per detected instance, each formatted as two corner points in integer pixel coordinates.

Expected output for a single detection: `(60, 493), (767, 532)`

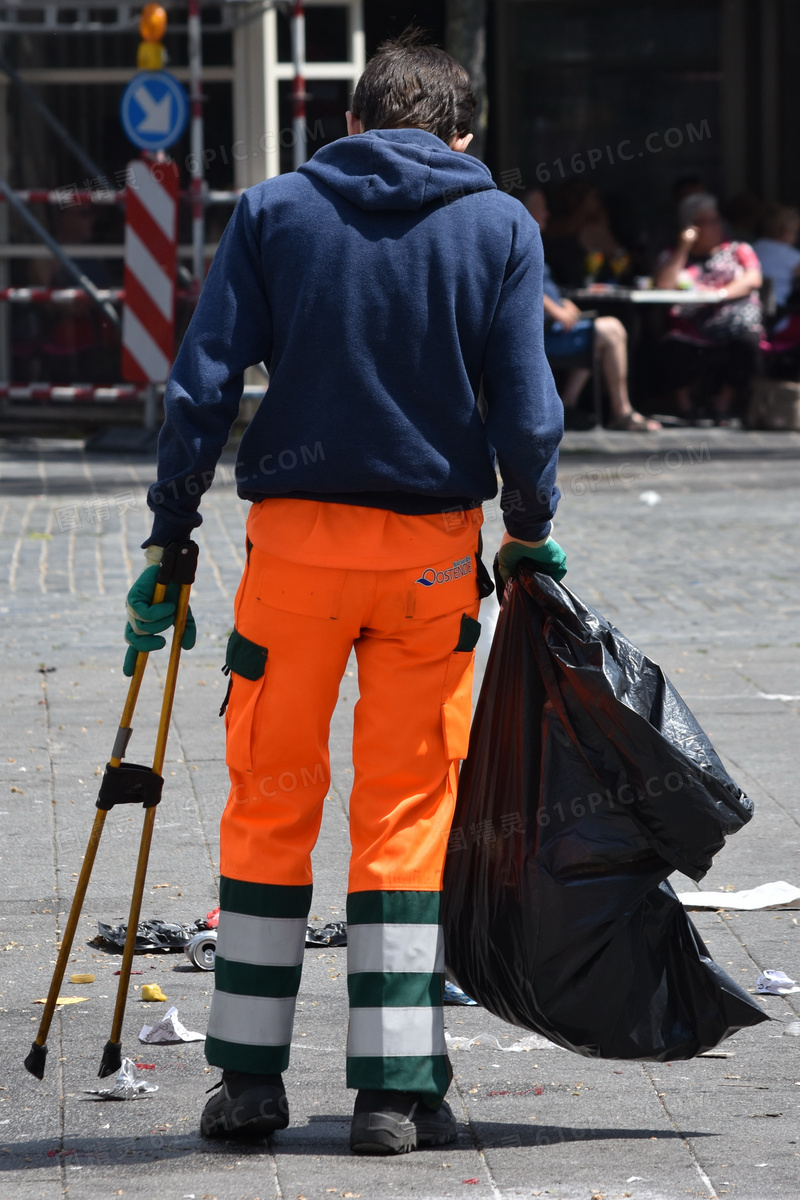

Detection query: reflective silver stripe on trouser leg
(346, 911), (450, 1099)
(205, 910), (308, 1073)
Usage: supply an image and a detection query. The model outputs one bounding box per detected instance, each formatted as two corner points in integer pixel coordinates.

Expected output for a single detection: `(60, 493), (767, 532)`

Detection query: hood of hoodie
(298, 128), (497, 212)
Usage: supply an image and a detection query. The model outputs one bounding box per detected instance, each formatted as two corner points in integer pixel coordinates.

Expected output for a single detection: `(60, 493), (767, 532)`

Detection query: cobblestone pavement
(1, 429), (799, 1200)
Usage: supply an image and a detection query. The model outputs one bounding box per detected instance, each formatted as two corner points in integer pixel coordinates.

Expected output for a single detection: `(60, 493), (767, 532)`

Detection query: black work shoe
(350, 1089), (457, 1156)
(200, 1071), (289, 1140)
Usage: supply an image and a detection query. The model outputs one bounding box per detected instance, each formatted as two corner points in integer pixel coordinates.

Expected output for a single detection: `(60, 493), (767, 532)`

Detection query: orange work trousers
(206, 499), (485, 1101)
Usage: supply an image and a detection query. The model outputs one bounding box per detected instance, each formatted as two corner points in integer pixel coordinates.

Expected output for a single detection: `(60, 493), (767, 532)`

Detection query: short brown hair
(350, 28), (476, 145)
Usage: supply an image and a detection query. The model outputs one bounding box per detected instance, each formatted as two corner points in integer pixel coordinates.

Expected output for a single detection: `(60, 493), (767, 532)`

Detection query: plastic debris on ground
(678, 881), (800, 911)
(444, 980), (478, 1006)
(69, 973), (95, 984)
(139, 1005), (205, 1043)
(784, 1021), (800, 1036)
(141, 983), (168, 1002)
(757, 970), (800, 995)
(443, 567), (767, 1062)
(445, 1031), (559, 1052)
(84, 1058), (158, 1100)
(95, 918), (210, 953)
(639, 490), (661, 505)
(204, 906), (220, 928)
(305, 921), (347, 947)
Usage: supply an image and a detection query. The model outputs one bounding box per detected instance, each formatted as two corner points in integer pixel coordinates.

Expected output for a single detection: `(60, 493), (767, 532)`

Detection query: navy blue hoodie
(147, 129), (563, 545)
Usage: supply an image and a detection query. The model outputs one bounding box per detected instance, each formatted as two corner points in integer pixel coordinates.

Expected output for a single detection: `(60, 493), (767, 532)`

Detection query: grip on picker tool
(96, 762), (163, 810)
(158, 539), (199, 587)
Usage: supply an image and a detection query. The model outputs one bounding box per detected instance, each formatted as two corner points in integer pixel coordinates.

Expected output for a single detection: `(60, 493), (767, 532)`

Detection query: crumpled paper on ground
(677, 881), (800, 910)
(445, 1031), (562, 1052)
(84, 1058), (158, 1100)
(139, 1005), (205, 1043)
(757, 969), (800, 995)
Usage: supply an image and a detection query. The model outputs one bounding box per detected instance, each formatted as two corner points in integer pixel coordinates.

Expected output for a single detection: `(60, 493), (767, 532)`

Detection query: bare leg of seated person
(594, 316), (661, 431)
(560, 318), (660, 430)
(560, 366), (591, 410)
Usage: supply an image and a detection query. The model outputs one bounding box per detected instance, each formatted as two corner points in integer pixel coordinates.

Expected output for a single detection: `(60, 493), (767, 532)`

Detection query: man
(124, 32), (565, 1155)
(524, 187), (660, 431)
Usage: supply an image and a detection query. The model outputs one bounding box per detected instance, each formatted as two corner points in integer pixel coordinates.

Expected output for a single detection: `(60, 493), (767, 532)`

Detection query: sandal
(608, 410), (662, 432)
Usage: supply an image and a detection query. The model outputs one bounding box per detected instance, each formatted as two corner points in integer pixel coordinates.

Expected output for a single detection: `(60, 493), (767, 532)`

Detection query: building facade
(0, 0), (793, 395)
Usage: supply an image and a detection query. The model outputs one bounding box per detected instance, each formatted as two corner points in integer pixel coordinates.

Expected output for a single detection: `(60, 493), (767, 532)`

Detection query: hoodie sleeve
(145, 194), (273, 547)
(482, 215), (563, 542)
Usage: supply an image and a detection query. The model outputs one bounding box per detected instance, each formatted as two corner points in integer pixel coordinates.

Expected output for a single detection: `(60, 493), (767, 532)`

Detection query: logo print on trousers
(416, 556), (473, 587)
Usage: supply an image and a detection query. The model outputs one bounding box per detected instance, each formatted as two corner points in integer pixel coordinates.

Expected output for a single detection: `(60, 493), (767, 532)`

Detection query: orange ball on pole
(139, 3), (167, 42)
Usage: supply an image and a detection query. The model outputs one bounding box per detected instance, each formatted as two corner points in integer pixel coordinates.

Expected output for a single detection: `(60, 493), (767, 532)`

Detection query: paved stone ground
(1, 428), (800, 1200)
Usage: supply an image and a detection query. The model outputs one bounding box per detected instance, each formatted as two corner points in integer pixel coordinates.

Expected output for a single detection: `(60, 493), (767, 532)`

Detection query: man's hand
(497, 532), (567, 586)
(123, 553), (196, 676)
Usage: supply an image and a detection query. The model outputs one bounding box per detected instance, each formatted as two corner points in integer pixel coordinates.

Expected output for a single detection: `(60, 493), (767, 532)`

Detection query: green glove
(123, 561), (196, 677)
(497, 536), (568, 585)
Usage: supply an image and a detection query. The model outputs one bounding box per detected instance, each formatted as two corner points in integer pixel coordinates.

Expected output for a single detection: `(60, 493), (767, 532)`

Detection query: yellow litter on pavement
(141, 984), (168, 1002)
(34, 997), (89, 1006)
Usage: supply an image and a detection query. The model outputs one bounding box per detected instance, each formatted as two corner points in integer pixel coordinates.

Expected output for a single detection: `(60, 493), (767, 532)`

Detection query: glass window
(277, 6), (350, 63)
(278, 78), (349, 173)
(506, 0), (721, 254)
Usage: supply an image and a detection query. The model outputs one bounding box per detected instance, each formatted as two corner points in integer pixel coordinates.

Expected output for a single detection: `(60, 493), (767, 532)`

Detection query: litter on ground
(139, 1005), (205, 1043)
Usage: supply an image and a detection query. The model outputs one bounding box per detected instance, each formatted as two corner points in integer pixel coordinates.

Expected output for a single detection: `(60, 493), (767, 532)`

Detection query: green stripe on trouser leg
(346, 890), (452, 1105)
(205, 878), (312, 1075)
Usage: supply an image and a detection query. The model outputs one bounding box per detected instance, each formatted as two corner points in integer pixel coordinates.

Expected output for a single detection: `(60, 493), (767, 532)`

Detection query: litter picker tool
(24, 540), (199, 1080)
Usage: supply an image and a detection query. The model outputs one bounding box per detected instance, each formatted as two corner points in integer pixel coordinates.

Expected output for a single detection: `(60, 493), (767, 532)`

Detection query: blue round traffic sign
(120, 71), (189, 151)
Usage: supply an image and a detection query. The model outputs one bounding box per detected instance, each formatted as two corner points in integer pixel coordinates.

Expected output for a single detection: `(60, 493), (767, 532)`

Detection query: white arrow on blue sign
(120, 71), (189, 151)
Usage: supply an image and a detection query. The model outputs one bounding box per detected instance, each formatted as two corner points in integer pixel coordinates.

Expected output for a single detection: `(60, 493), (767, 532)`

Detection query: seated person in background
(542, 179), (630, 287)
(753, 205), (800, 309)
(655, 193), (762, 424)
(525, 188), (660, 431)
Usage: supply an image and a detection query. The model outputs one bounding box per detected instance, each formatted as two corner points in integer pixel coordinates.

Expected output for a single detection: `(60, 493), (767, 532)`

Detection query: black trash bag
(96, 918), (206, 952)
(305, 921), (348, 947)
(442, 566), (768, 1060)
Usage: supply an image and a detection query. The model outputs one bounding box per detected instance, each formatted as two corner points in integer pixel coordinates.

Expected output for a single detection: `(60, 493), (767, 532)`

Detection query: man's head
(347, 29), (475, 152)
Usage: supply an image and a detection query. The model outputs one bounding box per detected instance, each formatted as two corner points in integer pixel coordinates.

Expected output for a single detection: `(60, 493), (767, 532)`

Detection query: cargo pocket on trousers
(441, 614), (481, 762)
(221, 627), (269, 775)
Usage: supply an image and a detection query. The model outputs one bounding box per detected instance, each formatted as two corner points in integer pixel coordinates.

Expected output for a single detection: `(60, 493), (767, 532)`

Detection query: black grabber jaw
(24, 1040), (47, 1080)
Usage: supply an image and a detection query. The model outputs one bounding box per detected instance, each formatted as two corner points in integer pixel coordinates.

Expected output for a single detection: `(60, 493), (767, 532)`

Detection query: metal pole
(0, 174), (119, 328)
(0, 54), (110, 190)
(291, 0), (307, 170)
(187, 0), (205, 292)
(144, 382), (158, 431)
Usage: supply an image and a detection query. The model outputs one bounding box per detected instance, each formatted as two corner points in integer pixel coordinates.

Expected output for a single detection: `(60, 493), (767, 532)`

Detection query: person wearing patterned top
(655, 193), (763, 425)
